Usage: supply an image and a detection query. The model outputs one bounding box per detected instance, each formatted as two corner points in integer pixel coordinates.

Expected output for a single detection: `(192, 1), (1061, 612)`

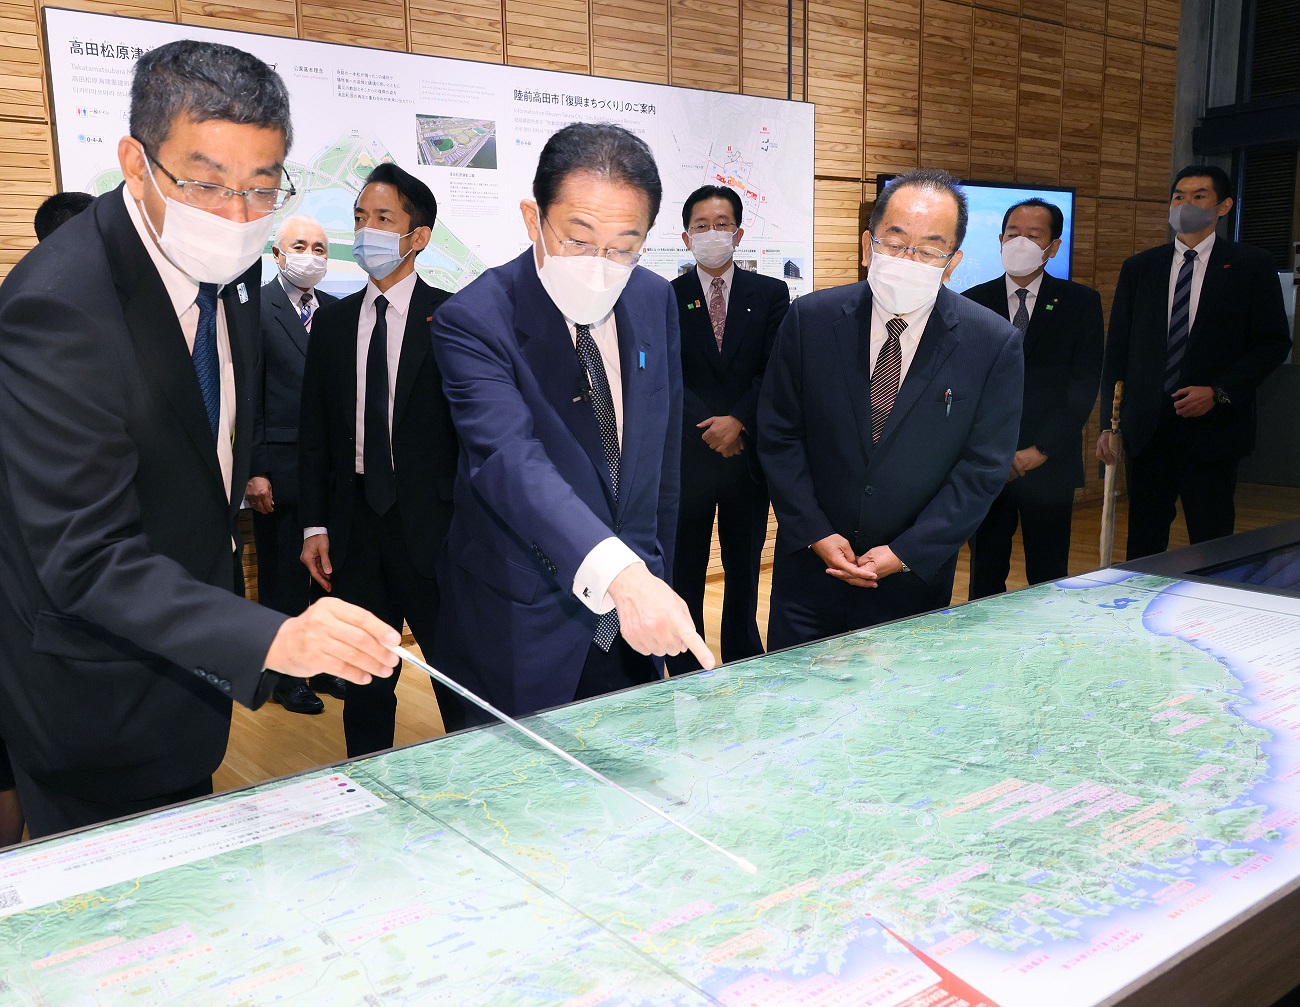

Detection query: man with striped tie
(759, 168), (1023, 649)
(248, 215), (340, 714)
(1096, 165), (1290, 560)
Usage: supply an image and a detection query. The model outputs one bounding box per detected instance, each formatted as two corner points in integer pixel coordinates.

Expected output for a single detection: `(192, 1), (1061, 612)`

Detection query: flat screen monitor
(875, 176), (1076, 293)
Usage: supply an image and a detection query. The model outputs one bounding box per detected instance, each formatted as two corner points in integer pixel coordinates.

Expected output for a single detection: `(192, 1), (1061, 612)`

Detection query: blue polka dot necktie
(575, 322), (621, 652)
(193, 282), (220, 441)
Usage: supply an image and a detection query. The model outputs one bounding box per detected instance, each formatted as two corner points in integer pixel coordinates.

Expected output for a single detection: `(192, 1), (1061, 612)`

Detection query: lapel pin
(236, 282), (248, 304)
(426, 316), (433, 322)
(1045, 302), (1055, 311)
(638, 350), (646, 369)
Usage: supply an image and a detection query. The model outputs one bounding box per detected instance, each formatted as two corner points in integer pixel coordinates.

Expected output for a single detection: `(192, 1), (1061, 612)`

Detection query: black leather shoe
(309, 675), (348, 700)
(273, 680), (325, 715)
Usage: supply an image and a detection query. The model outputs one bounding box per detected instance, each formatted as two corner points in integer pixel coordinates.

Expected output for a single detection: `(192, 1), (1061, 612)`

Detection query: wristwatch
(1213, 387), (1231, 406)
(898, 559), (911, 574)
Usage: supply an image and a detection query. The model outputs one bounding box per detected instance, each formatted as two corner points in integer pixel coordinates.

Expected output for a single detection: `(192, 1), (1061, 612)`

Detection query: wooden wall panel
(969, 9), (1017, 180)
(1072, 194), (1098, 292)
(1065, 0), (1108, 33)
(1107, 0), (1145, 40)
(1099, 36), (1142, 198)
(0, 0), (48, 121)
(410, 0), (503, 61)
(863, 0), (920, 178)
(807, 0), (863, 177)
(1015, 20), (1062, 184)
(0, 121), (54, 269)
(917, 0), (970, 175)
(669, 0), (739, 93)
(1094, 198), (1135, 320)
(505, 0), (588, 73)
(1145, 0), (1181, 46)
(300, 0), (406, 48)
(813, 177), (861, 289)
(1136, 43), (1177, 199)
(1133, 198), (1169, 251)
(179, 0), (297, 35)
(593, 0), (667, 84)
(741, 0), (804, 99)
(1061, 28), (1104, 197)
(46, 0), (176, 22)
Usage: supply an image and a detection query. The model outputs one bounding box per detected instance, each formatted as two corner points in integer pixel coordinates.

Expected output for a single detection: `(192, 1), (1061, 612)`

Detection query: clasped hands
(812, 534), (904, 589)
(697, 415), (744, 458)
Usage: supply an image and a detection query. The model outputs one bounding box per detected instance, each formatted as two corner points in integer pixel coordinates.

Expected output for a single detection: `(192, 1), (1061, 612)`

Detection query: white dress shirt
(279, 272), (320, 331)
(1005, 271), (1045, 325)
(869, 295), (932, 384)
(354, 271), (416, 474)
(122, 188), (235, 504)
(696, 262), (735, 309)
(1168, 231), (1216, 332)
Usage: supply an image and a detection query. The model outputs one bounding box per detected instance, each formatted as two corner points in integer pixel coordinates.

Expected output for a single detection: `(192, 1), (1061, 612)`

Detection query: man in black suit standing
(248, 215), (342, 715)
(964, 198), (1103, 596)
(671, 185), (789, 669)
(1097, 165), (1290, 559)
(298, 162), (461, 756)
(759, 168), (1023, 649)
(0, 40), (399, 839)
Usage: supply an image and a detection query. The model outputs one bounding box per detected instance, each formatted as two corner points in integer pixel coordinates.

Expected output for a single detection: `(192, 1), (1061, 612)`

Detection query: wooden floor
(213, 483), (1300, 793)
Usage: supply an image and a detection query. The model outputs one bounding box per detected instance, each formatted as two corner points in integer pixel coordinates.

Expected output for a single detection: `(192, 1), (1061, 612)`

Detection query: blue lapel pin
(236, 282), (248, 304)
(638, 350), (646, 369)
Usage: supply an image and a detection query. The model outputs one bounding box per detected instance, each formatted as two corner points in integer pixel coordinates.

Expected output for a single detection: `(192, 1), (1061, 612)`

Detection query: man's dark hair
(869, 168), (969, 249)
(682, 185), (743, 230)
(130, 40), (292, 155)
(1172, 164), (1233, 204)
(34, 191), (94, 242)
(1001, 197), (1064, 242)
(534, 123), (662, 226)
(360, 161), (438, 231)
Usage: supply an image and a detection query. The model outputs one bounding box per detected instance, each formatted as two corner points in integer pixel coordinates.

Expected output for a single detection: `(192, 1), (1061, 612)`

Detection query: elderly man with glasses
(0, 40), (399, 837)
(758, 167), (1024, 648)
(430, 122), (714, 724)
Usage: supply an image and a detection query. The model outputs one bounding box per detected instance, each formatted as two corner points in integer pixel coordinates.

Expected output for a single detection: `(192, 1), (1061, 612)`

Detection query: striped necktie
(871, 317), (906, 444)
(1165, 249), (1197, 394)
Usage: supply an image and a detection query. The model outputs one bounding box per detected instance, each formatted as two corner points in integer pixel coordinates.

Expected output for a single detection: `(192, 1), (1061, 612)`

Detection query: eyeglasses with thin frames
(142, 145), (296, 216)
(544, 216), (642, 268)
(867, 232), (955, 266)
(686, 222), (738, 234)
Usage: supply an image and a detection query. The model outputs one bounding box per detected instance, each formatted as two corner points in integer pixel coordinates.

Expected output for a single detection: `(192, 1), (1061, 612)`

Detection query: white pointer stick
(389, 644), (757, 875)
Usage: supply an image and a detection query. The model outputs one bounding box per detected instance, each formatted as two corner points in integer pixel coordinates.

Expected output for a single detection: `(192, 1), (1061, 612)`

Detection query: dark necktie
(575, 322), (621, 652)
(871, 316), (906, 444)
(1165, 249), (1198, 394)
(194, 282), (220, 442)
(1012, 287), (1030, 334)
(708, 275), (726, 351)
(363, 295), (397, 515)
(298, 291), (313, 328)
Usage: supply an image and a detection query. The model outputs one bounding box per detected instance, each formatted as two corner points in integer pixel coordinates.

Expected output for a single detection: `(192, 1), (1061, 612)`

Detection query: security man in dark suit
(298, 161), (461, 756)
(0, 40), (399, 839)
(1097, 164), (1290, 559)
(759, 168), (1023, 649)
(964, 198), (1103, 596)
(671, 185), (789, 669)
(248, 215), (341, 714)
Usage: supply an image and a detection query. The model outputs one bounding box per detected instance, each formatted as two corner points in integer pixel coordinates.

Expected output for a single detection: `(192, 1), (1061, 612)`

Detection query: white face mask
(353, 227), (414, 281)
(535, 239), (634, 324)
(689, 229), (737, 270)
(1001, 235), (1048, 277)
(140, 157), (274, 286)
(280, 252), (328, 290)
(867, 251), (947, 316)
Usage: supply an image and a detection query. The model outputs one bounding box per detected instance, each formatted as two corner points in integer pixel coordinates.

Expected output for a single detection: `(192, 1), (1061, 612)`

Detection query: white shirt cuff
(572, 537), (643, 614)
(303, 527), (327, 541)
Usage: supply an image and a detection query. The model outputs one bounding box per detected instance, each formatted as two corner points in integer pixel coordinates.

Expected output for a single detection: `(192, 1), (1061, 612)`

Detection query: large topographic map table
(6, 570), (1300, 1006)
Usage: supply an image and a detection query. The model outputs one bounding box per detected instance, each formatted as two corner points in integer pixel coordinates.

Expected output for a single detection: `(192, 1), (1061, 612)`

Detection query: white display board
(42, 7), (815, 297)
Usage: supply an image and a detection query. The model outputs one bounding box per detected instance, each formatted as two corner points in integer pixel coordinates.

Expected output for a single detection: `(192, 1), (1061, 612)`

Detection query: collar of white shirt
(1004, 270), (1045, 305)
(696, 261), (735, 299)
(122, 186), (204, 316)
(869, 291), (932, 338)
(279, 271), (314, 306)
(1174, 230), (1216, 261)
(364, 270), (417, 319)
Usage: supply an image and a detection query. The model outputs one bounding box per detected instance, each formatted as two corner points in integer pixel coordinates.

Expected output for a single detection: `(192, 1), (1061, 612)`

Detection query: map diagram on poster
(7, 572), (1300, 1005)
(42, 7), (814, 299)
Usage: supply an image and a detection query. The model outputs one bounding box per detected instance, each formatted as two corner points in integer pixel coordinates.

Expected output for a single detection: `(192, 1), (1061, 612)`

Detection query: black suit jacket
(0, 186), (285, 801)
(759, 283), (1023, 588)
(963, 272), (1103, 494)
(1100, 237), (1290, 460)
(251, 277), (338, 506)
(298, 277), (456, 579)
